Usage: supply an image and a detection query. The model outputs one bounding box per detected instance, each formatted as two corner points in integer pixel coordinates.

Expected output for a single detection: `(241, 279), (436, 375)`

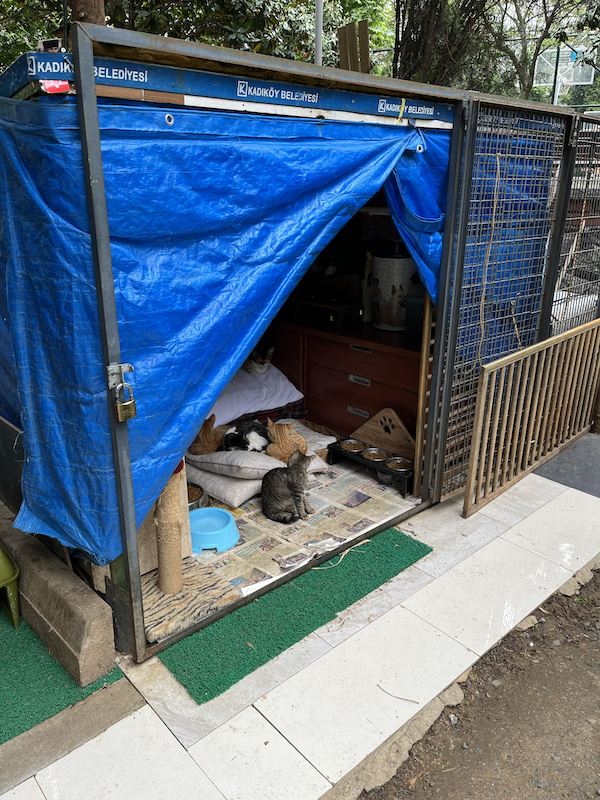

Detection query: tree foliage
(480, 0), (587, 98)
(1, 0), (594, 103)
(0, 0), (392, 71)
(391, 0), (492, 86)
(0, 1), (64, 69)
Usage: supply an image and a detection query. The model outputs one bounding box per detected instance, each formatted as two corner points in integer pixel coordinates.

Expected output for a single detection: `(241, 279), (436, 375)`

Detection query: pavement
(2, 435), (600, 800)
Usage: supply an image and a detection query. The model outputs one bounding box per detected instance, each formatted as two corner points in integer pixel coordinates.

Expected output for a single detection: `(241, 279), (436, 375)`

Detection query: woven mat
(142, 558), (242, 642)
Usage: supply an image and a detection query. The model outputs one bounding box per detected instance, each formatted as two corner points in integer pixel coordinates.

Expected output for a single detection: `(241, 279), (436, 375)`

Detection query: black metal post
(62, 0), (68, 50)
(422, 99), (467, 501)
(537, 114), (579, 342)
(430, 100), (479, 503)
(71, 22), (147, 661)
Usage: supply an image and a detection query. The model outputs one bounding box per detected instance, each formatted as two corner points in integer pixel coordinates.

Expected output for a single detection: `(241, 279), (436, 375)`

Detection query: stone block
(575, 563), (595, 587)
(438, 682), (464, 707)
(516, 614), (538, 631)
(0, 525), (115, 687)
(558, 576), (579, 596)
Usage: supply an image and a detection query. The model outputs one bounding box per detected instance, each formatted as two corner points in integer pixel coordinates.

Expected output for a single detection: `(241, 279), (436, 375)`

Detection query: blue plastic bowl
(189, 507), (239, 553)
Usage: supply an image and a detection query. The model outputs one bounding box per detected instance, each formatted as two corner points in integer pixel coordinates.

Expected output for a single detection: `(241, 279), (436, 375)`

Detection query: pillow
(186, 448), (329, 478)
(187, 450), (284, 479)
(208, 366), (303, 426)
(284, 420), (337, 451)
(185, 464), (263, 508)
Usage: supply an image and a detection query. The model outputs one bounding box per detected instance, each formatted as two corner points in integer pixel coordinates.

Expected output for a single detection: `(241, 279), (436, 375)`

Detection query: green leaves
(0, 0), (64, 71)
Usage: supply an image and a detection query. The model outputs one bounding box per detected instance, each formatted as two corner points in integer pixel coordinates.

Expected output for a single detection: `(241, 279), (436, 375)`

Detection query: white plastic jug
(372, 256), (415, 331)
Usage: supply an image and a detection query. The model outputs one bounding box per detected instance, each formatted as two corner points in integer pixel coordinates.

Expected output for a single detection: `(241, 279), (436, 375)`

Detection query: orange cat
(189, 414), (229, 455)
(266, 418), (307, 462)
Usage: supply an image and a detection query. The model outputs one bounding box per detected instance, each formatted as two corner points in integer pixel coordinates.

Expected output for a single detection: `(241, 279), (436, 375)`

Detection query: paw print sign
(379, 414), (396, 436)
(349, 408), (415, 461)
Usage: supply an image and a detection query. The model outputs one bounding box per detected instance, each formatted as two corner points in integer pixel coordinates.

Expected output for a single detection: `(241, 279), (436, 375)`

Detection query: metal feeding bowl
(339, 438), (367, 453)
(188, 483), (208, 511)
(385, 457), (414, 473)
(361, 447), (388, 462)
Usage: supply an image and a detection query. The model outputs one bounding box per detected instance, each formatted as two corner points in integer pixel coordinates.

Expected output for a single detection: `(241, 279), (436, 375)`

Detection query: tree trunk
(71, 0), (106, 25)
(392, 0), (402, 78)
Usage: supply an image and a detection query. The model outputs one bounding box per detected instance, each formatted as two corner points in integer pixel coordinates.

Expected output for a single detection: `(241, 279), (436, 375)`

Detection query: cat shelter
(0, 22), (599, 663)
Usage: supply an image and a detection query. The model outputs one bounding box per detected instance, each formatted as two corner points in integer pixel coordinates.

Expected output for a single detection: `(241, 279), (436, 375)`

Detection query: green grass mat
(0, 613), (122, 745)
(159, 527), (431, 705)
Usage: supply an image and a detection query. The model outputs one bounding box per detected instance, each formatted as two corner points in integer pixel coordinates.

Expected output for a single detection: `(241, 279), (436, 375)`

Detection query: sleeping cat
(222, 420), (270, 452)
(241, 346), (274, 374)
(261, 445), (314, 524)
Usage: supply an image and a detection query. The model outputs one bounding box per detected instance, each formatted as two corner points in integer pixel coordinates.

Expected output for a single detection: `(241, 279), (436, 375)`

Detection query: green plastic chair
(0, 542), (19, 628)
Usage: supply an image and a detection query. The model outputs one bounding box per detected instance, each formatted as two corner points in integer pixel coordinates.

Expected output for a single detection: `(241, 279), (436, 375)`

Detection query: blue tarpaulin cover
(0, 96), (450, 564)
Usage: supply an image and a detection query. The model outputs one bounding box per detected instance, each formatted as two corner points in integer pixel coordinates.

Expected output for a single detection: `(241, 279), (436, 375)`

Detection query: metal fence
(551, 118), (600, 335)
(440, 105), (568, 496)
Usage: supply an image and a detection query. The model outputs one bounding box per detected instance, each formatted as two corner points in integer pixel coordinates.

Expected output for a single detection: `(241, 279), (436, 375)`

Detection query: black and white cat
(261, 445), (314, 523)
(241, 346), (274, 374)
(222, 420), (270, 452)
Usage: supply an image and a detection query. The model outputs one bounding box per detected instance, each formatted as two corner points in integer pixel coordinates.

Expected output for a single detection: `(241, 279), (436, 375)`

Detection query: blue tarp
(0, 96), (450, 564)
(384, 129), (450, 307)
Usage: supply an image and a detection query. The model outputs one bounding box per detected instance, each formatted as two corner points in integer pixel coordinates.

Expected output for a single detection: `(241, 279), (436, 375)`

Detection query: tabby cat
(241, 346), (274, 374)
(261, 445), (314, 524)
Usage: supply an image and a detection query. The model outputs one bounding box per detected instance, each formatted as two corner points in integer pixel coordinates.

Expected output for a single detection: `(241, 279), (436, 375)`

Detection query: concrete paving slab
(0, 679), (145, 796)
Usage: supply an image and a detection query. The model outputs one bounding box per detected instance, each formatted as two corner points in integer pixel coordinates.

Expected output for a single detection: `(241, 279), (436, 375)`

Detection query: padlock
(115, 382), (137, 422)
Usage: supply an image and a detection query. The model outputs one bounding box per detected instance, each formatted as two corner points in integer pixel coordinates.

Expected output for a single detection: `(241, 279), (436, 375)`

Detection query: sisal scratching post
(154, 468), (183, 594)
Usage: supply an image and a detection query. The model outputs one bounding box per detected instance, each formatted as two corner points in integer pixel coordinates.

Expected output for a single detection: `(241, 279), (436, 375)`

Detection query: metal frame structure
(72, 25), (146, 660)
(429, 100), (585, 502)
(55, 22), (595, 659)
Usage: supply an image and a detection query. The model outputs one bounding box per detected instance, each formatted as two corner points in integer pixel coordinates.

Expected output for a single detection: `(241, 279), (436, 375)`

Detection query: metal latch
(106, 363), (137, 423)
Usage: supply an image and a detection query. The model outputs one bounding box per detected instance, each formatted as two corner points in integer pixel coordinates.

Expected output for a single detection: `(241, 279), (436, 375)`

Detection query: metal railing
(463, 317), (600, 517)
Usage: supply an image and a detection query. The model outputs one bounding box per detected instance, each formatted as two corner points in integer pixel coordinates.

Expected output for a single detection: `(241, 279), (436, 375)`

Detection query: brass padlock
(115, 382), (137, 423)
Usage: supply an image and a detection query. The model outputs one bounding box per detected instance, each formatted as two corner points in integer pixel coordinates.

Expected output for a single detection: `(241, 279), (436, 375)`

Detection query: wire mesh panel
(441, 106), (567, 496)
(551, 118), (600, 335)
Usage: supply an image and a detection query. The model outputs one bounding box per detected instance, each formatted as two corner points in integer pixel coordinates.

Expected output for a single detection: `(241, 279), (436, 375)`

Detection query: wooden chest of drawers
(271, 321), (421, 437)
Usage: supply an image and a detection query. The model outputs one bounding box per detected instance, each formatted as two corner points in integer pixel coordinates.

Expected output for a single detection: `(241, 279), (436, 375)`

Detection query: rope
(464, 151), (504, 375)
(312, 539), (371, 569)
(509, 298), (523, 349)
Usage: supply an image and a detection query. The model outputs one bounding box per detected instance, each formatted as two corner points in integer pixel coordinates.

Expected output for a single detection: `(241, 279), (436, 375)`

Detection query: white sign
(534, 47), (596, 87)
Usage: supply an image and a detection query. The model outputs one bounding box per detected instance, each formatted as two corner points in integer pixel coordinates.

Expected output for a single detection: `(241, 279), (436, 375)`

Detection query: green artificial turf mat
(0, 612), (122, 745)
(159, 527), (431, 704)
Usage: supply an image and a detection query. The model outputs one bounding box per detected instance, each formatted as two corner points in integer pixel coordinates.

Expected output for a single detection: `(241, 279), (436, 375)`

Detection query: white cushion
(186, 448), (329, 479)
(185, 464), (263, 508)
(186, 450), (283, 479)
(284, 419), (337, 451)
(208, 366), (303, 426)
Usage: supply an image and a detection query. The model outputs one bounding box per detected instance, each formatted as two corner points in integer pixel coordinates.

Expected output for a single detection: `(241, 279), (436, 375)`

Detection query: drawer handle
(348, 374), (371, 387)
(350, 344), (372, 354)
(347, 405), (369, 419)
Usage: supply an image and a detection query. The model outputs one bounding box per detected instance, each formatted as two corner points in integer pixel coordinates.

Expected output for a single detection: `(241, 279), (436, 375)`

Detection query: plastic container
(0, 541), (19, 628)
(189, 507), (239, 553)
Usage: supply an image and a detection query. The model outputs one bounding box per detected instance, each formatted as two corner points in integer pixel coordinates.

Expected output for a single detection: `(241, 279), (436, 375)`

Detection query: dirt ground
(362, 569), (600, 800)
